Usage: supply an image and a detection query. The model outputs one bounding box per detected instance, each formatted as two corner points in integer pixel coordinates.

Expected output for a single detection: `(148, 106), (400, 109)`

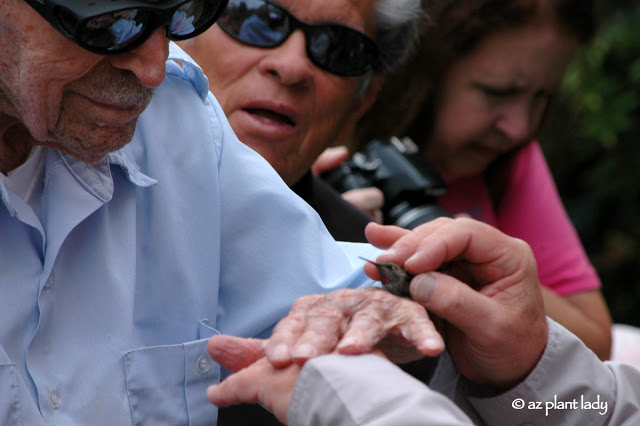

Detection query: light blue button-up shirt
(0, 44), (381, 425)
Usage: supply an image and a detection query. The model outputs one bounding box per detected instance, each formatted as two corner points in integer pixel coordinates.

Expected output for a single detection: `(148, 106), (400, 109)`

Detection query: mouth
(243, 107), (295, 127)
(92, 100), (137, 110)
(74, 93), (146, 127)
(86, 96), (140, 111)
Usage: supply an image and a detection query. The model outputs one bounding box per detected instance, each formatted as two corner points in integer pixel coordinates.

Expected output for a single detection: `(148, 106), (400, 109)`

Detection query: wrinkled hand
(207, 336), (295, 423)
(264, 287), (445, 368)
(207, 336), (387, 423)
(365, 218), (548, 388)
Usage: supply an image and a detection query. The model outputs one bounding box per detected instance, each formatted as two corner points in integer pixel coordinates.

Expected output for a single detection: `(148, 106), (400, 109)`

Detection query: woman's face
(425, 22), (578, 183)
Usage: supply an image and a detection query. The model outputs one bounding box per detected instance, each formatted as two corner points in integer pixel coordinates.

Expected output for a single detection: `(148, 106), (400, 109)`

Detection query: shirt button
(48, 390), (61, 409)
(196, 355), (211, 373)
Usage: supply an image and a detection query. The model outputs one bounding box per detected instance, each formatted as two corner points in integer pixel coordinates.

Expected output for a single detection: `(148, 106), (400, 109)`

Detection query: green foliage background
(540, 1), (640, 326)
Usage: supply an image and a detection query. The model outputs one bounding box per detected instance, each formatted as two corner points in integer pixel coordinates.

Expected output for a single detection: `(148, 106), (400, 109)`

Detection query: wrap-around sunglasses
(218, 0), (380, 77)
(23, 0), (229, 55)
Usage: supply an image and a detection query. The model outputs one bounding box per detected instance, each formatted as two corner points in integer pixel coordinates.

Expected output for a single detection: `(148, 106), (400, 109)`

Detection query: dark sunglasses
(217, 0), (379, 77)
(23, 0), (229, 55)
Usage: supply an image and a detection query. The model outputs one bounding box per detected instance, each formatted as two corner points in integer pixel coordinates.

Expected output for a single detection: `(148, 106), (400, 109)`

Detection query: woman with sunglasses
(354, 0), (612, 360)
(179, 0), (422, 244)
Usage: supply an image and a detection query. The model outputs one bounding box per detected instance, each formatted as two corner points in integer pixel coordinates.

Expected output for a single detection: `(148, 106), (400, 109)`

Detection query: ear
(337, 73), (385, 147)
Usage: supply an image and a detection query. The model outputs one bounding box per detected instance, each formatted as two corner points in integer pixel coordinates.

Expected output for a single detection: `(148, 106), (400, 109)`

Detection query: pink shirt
(438, 142), (601, 296)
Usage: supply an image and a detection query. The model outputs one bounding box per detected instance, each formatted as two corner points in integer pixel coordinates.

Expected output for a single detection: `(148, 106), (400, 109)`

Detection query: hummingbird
(361, 257), (414, 298)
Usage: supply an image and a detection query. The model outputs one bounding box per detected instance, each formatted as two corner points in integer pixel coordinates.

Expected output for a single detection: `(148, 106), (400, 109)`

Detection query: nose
(494, 102), (538, 145)
(107, 28), (169, 88)
(258, 30), (314, 87)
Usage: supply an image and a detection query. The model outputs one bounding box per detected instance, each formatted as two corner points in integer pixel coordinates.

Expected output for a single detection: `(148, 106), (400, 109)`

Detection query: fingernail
(337, 336), (357, 350)
(423, 337), (444, 351)
(386, 248), (397, 256)
(412, 273), (437, 304)
(293, 343), (317, 359)
(379, 248), (397, 260)
(271, 344), (290, 363)
(206, 385), (217, 401)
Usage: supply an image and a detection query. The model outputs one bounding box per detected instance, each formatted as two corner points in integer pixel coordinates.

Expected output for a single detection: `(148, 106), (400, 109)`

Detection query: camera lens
(389, 199), (452, 229)
(322, 137), (452, 229)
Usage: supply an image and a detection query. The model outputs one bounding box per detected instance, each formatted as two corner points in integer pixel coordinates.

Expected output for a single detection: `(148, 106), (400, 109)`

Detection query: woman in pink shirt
(355, 0), (612, 358)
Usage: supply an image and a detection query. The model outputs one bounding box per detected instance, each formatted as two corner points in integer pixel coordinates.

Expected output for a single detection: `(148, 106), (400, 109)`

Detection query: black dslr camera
(322, 137), (451, 229)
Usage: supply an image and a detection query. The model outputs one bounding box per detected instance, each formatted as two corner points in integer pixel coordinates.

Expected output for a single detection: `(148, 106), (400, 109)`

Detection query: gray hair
(374, 0), (425, 73)
(356, 0), (424, 98)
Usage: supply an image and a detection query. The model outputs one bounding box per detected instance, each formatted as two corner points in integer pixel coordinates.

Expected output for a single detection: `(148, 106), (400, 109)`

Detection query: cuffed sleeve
(465, 319), (640, 425)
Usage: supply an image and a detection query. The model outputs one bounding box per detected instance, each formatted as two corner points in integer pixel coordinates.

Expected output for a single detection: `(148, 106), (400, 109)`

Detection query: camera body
(322, 137), (451, 229)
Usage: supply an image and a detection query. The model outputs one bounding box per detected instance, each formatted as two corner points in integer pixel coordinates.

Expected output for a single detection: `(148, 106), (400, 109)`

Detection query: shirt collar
(1, 148), (157, 214)
(167, 42), (210, 101)
(71, 148), (158, 203)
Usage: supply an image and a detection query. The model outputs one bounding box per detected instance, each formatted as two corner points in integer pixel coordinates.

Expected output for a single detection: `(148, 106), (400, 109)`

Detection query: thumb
(409, 271), (499, 335)
(410, 271), (547, 387)
(208, 335), (266, 372)
(311, 146), (350, 175)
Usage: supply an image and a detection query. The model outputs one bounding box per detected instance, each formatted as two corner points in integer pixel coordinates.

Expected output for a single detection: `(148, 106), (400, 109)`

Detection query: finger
(410, 270), (547, 385)
(264, 312), (307, 367)
(265, 294), (330, 367)
(367, 218), (456, 269)
(207, 335), (266, 372)
(208, 358), (300, 423)
(334, 290), (390, 354)
(342, 187), (384, 211)
(404, 218), (534, 278)
(208, 365), (262, 407)
(453, 212), (471, 218)
(363, 223), (411, 279)
(343, 188), (384, 223)
(364, 222), (409, 250)
(410, 272), (501, 334)
(311, 146), (350, 175)
(289, 302), (349, 365)
(371, 209), (383, 224)
(336, 291), (444, 358)
(338, 310), (444, 358)
(411, 268), (545, 343)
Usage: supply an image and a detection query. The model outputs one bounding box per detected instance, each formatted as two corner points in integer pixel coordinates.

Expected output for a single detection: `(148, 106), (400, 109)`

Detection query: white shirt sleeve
(288, 353), (472, 425)
(465, 319), (640, 425)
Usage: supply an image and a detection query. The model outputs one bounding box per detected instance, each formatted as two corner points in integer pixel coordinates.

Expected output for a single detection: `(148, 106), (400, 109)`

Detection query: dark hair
(354, 0), (596, 150)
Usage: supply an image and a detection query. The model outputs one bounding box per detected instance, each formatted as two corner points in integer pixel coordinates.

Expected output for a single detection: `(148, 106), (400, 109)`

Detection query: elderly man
(179, 0), (422, 241)
(0, 0), (440, 424)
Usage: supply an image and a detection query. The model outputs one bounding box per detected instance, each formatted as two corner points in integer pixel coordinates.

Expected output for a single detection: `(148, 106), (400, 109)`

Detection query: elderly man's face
(0, 1), (168, 164)
(180, 0), (382, 185)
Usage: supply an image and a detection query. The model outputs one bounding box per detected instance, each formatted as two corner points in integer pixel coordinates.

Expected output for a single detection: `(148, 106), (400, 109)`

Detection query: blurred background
(540, 0), (640, 326)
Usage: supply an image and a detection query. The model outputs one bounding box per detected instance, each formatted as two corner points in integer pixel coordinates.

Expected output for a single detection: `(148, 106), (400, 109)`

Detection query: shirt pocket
(124, 320), (220, 426)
